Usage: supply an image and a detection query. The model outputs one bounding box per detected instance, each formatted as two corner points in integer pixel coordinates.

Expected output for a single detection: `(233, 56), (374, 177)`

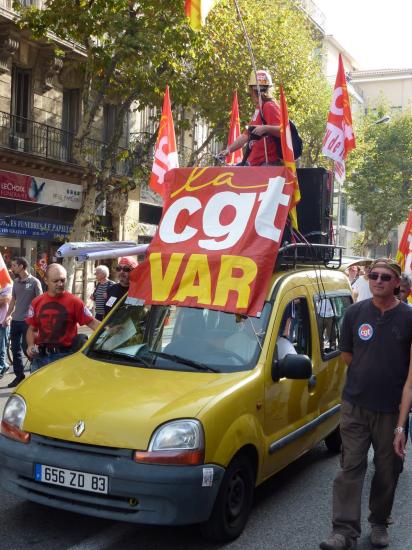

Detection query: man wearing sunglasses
(320, 258), (412, 550)
(25, 263), (100, 372)
(104, 256), (138, 317)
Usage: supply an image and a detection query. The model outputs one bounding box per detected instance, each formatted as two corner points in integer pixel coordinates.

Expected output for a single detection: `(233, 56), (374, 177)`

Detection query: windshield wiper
(90, 348), (153, 368)
(147, 350), (219, 373)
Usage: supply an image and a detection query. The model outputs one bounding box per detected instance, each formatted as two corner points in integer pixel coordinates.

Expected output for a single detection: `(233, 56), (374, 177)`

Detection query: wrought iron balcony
(0, 111), (135, 177)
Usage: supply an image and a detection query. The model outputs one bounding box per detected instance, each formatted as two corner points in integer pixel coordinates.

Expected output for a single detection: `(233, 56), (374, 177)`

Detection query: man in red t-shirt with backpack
(219, 69), (282, 165)
(26, 263), (100, 372)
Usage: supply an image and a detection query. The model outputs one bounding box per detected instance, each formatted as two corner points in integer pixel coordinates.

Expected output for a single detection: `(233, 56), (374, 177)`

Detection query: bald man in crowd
(26, 263), (100, 372)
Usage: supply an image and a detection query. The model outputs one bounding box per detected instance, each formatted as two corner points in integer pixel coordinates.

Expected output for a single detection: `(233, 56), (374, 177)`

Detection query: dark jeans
(10, 320), (28, 377)
(332, 400), (403, 539)
(0, 325), (9, 371)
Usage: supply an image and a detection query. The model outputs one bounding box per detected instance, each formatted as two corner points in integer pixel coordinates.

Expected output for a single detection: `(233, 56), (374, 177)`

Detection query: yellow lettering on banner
(171, 167), (268, 198)
(150, 252), (184, 301)
(172, 254), (212, 305)
(213, 255), (257, 309)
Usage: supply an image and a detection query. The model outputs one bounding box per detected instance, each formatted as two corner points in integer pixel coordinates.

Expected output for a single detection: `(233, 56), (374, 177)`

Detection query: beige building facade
(350, 68), (412, 115)
(0, 0), (138, 298)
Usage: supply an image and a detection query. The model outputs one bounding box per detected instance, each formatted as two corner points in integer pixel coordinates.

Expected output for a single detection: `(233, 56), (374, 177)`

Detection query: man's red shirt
(26, 291), (94, 347)
(245, 100), (281, 165)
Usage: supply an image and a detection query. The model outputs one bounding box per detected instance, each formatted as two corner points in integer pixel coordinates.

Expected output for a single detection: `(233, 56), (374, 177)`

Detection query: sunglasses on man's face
(368, 272), (393, 282)
(116, 266), (132, 273)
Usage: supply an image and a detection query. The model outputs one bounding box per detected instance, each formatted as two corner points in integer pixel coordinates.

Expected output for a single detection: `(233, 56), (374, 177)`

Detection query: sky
(314, 0), (412, 70)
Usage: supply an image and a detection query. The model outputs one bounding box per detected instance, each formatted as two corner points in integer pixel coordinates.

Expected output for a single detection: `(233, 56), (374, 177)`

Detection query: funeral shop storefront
(0, 169), (82, 283)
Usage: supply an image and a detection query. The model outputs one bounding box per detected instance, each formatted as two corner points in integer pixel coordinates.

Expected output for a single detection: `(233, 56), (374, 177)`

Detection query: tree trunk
(108, 190), (130, 241)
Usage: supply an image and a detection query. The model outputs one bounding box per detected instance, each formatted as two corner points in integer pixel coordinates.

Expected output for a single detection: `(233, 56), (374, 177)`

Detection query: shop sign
(129, 166), (293, 316)
(0, 217), (72, 240)
(0, 170), (82, 210)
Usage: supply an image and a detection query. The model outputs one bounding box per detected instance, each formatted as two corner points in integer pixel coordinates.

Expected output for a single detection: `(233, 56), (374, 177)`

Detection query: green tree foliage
(192, 0), (332, 167)
(346, 111), (412, 253)
(15, 0), (193, 244)
(15, 0), (333, 251)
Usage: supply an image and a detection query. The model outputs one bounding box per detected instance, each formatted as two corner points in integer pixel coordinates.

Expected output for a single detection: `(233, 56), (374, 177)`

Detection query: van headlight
(1, 395), (30, 443)
(133, 420), (204, 465)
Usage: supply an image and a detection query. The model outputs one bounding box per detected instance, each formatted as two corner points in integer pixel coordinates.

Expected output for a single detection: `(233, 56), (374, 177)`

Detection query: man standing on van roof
(104, 256), (137, 316)
(26, 263), (100, 372)
(218, 70), (282, 166)
(320, 259), (412, 550)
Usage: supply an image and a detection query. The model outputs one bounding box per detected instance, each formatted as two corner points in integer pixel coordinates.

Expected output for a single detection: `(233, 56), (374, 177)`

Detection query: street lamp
(373, 115), (391, 125)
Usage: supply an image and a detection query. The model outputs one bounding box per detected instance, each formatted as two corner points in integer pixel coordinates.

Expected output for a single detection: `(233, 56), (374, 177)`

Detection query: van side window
(315, 294), (352, 356)
(276, 298), (311, 360)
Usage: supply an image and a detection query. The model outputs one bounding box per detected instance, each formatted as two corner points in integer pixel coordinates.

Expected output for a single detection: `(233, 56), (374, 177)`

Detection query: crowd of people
(0, 255), (137, 387)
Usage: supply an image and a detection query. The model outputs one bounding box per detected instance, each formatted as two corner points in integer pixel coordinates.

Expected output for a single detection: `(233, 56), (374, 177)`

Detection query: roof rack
(276, 243), (343, 270)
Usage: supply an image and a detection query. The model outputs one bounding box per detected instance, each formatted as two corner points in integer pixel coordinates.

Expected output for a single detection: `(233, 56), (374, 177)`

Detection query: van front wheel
(200, 454), (254, 542)
(325, 426), (342, 453)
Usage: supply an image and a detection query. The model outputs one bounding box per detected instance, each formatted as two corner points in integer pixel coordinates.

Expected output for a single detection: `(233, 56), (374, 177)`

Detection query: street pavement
(0, 372), (412, 549)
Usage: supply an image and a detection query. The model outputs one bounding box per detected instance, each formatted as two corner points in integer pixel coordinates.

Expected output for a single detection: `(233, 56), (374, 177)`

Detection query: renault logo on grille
(73, 420), (85, 437)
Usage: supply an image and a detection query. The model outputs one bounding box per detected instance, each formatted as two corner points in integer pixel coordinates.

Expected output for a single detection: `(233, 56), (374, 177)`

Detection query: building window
(11, 66), (31, 135)
(103, 103), (130, 150)
(62, 89), (80, 135)
(61, 89), (80, 161)
(103, 104), (117, 144)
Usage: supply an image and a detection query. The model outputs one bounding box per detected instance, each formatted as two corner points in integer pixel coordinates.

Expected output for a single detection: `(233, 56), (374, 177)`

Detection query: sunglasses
(116, 266), (132, 273)
(368, 272), (393, 282)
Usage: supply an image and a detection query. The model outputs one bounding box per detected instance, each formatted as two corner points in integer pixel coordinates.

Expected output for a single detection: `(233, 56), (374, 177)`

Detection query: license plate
(35, 464), (108, 494)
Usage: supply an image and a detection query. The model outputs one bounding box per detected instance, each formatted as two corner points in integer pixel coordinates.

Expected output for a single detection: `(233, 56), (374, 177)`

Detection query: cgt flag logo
(129, 166), (294, 316)
(322, 54), (356, 183)
(358, 323), (373, 341)
(149, 86), (179, 198)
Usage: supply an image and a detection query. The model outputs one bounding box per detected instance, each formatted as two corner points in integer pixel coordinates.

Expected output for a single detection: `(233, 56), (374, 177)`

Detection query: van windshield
(87, 301), (271, 373)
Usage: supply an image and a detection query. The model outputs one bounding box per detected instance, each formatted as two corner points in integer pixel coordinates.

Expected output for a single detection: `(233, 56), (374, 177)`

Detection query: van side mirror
(272, 354), (312, 382)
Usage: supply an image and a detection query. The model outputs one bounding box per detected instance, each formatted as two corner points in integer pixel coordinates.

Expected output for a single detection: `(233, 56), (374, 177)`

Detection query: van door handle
(308, 374), (317, 390)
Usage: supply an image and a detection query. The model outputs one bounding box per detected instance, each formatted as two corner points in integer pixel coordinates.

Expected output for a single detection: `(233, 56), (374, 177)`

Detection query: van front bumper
(0, 433), (225, 525)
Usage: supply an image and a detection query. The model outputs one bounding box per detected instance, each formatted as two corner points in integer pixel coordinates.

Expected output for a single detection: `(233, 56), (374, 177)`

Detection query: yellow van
(0, 256), (352, 542)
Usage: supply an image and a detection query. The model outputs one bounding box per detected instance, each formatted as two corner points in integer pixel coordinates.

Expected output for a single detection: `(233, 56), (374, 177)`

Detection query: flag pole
(232, 0), (268, 164)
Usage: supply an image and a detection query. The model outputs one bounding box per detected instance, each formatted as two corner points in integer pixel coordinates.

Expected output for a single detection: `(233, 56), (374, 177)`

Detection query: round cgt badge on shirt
(358, 323), (374, 341)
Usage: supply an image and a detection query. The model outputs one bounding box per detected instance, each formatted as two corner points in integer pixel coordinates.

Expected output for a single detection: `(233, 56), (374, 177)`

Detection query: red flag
(149, 86), (179, 198)
(322, 54), (356, 183)
(0, 252), (11, 289)
(225, 91), (243, 165)
(279, 86), (300, 229)
(396, 210), (412, 275)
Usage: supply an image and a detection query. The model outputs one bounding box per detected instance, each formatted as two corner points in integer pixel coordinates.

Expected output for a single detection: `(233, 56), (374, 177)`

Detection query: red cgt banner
(129, 166), (293, 316)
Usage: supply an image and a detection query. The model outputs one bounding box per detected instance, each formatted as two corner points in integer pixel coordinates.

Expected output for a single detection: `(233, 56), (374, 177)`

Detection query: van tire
(200, 454), (254, 542)
(325, 426), (342, 453)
